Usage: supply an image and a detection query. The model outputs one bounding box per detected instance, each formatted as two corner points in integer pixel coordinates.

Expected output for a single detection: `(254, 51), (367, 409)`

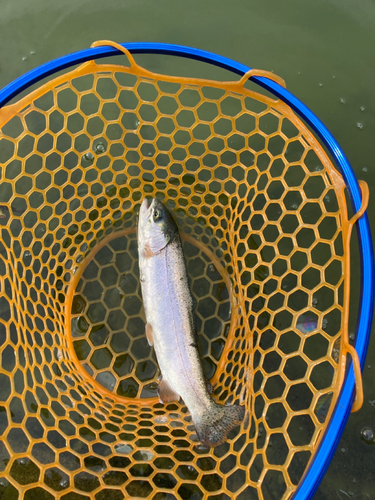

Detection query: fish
(138, 197), (245, 447)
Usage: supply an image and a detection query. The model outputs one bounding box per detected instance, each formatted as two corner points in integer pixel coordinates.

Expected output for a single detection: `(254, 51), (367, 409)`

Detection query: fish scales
(141, 236), (211, 416)
(138, 197), (245, 447)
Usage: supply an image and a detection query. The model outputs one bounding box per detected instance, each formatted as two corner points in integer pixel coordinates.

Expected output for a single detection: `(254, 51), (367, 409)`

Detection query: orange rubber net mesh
(0, 41), (366, 500)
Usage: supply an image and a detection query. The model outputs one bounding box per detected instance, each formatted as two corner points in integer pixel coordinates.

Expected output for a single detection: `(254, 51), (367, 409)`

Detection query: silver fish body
(138, 197), (244, 447)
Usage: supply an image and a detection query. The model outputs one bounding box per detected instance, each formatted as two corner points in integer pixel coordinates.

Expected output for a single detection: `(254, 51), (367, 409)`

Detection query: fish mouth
(140, 197), (155, 223)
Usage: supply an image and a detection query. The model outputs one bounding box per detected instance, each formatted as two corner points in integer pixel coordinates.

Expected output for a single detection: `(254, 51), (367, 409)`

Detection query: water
(114, 443), (133, 455)
(360, 427), (375, 445)
(0, 0), (375, 498)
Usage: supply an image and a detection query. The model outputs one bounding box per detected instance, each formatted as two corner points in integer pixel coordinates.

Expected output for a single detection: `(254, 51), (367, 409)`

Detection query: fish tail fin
(194, 403), (245, 448)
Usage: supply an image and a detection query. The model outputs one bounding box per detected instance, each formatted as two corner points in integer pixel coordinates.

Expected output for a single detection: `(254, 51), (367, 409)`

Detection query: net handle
(90, 40), (138, 69)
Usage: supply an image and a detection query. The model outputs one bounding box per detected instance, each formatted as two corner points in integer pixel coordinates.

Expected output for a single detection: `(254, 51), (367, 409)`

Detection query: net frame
(0, 41), (373, 500)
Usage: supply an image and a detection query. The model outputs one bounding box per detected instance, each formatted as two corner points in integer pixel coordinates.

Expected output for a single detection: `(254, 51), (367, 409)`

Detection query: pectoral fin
(145, 323), (154, 346)
(158, 378), (180, 404)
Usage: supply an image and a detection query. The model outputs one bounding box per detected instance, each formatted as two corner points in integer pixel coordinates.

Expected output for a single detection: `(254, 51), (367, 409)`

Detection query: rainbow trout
(138, 197), (245, 447)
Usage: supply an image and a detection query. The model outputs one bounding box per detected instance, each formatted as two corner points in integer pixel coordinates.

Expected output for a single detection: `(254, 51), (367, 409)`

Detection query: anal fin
(145, 323), (153, 346)
(158, 378), (180, 404)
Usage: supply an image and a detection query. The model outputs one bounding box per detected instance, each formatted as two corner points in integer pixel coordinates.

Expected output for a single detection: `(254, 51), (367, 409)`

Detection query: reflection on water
(297, 312), (318, 334)
(114, 443), (133, 455)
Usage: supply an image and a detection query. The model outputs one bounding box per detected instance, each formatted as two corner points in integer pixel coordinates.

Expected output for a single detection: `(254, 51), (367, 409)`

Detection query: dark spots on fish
(206, 378), (215, 394)
(195, 403), (245, 448)
(190, 343), (198, 348)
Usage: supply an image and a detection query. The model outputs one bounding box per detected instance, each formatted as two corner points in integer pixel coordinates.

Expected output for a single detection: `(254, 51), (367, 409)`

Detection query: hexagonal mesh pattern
(0, 44), (356, 500)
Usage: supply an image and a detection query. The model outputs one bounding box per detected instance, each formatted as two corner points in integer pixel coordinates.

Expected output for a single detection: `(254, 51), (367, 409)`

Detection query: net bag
(0, 40), (373, 500)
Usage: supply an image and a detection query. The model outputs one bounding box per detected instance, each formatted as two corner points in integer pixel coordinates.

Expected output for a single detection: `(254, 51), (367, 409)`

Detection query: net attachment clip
(342, 180), (369, 413)
(237, 68), (286, 89)
(90, 40), (138, 70)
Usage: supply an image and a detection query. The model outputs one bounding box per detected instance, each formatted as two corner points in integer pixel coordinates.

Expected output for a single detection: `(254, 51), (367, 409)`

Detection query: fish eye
(153, 209), (162, 221)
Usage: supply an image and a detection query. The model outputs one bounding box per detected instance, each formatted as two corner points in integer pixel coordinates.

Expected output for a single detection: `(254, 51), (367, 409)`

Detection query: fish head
(138, 198), (178, 255)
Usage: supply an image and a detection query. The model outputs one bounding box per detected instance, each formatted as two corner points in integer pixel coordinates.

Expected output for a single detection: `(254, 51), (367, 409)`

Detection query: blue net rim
(0, 42), (374, 500)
